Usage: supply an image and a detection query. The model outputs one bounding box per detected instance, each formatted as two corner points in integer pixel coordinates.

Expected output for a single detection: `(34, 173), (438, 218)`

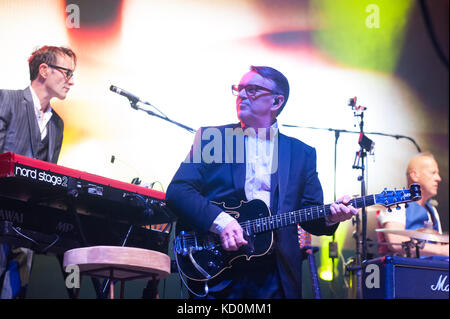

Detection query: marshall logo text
(431, 275), (449, 293)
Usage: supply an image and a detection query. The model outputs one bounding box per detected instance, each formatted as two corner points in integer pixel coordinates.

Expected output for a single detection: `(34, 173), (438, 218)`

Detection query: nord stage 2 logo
(14, 164), (69, 187)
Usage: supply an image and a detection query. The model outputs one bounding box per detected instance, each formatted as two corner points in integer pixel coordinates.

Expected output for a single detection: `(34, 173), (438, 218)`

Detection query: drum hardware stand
(402, 239), (425, 258)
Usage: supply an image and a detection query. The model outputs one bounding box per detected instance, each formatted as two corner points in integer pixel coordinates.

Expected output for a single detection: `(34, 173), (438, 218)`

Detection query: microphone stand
(127, 99), (195, 300)
(282, 125), (421, 153)
(128, 99), (196, 134)
(351, 109), (367, 299)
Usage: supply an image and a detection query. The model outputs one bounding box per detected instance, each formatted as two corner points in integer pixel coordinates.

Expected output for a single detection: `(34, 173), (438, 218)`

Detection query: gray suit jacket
(0, 87), (64, 163)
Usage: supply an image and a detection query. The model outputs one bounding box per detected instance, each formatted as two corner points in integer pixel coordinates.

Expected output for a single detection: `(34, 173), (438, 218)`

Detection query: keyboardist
(0, 45), (77, 298)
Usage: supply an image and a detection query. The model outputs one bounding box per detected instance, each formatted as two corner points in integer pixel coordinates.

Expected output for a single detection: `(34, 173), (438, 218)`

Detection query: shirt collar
(29, 85), (52, 116)
(243, 121), (279, 141)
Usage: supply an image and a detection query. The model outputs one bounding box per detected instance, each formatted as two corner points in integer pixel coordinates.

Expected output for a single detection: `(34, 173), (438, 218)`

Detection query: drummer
(377, 152), (448, 256)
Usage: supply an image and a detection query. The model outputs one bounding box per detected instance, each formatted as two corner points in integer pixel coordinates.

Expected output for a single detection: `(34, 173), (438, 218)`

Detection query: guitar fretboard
(240, 195), (376, 234)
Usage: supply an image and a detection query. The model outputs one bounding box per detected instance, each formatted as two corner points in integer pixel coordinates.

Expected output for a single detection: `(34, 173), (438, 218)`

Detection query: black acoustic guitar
(173, 184), (421, 281)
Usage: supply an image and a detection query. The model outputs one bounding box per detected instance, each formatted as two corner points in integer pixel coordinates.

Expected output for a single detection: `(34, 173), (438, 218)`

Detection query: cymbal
(367, 241), (403, 246)
(376, 228), (449, 243)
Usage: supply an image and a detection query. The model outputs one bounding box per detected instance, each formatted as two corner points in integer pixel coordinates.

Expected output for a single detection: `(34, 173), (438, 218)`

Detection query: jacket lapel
(276, 133), (291, 212)
(231, 126), (246, 198)
(270, 166), (279, 213)
(23, 87), (39, 159)
(47, 113), (56, 163)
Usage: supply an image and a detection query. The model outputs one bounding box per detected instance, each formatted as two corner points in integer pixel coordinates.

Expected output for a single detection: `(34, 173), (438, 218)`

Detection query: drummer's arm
(383, 221), (413, 255)
(383, 221), (449, 257)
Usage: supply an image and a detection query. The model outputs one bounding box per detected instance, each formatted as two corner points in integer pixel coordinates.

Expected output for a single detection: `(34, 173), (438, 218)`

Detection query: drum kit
(345, 227), (449, 298)
(376, 227), (449, 244)
(374, 227), (449, 258)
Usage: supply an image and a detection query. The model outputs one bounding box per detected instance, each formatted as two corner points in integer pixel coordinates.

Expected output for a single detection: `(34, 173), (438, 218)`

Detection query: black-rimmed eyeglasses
(48, 64), (74, 80)
(231, 84), (280, 97)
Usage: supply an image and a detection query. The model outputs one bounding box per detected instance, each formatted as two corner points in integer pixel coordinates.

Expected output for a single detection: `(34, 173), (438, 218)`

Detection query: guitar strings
(176, 194), (407, 248)
(178, 196), (376, 244)
(177, 203), (335, 246)
(236, 195), (376, 232)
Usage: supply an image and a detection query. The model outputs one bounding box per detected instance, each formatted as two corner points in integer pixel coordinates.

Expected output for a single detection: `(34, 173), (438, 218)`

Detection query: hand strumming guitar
(220, 219), (248, 251)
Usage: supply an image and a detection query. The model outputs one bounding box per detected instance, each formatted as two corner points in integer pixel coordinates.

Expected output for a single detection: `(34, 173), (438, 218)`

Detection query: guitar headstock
(374, 183), (421, 210)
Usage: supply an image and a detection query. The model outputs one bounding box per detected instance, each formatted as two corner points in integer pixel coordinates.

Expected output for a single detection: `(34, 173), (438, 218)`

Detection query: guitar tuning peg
(396, 205), (401, 210)
(387, 207), (392, 213)
(405, 203), (409, 208)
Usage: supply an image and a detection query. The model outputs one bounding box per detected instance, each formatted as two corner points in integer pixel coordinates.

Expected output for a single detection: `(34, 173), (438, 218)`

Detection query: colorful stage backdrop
(0, 0), (448, 284)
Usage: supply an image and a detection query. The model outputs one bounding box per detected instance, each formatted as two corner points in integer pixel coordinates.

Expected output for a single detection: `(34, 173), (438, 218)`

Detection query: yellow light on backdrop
(311, 0), (414, 72)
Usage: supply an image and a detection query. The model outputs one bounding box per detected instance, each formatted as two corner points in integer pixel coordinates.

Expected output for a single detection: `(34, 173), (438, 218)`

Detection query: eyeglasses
(47, 64), (74, 80)
(231, 84), (279, 97)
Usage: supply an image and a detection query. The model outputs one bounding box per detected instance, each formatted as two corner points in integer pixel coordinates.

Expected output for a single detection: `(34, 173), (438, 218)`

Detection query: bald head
(407, 152), (441, 202)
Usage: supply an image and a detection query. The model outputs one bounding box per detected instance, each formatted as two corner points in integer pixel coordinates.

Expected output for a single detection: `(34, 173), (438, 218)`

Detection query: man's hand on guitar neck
(327, 195), (359, 224)
(220, 219), (249, 251)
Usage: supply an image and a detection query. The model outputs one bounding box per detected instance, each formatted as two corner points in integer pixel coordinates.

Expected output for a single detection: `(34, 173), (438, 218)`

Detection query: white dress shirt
(209, 122), (278, 234)
(30, 86), (53, 140)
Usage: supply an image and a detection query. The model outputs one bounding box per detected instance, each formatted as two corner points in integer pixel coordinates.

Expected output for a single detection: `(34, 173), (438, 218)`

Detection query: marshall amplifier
(362, 256), (449, 299)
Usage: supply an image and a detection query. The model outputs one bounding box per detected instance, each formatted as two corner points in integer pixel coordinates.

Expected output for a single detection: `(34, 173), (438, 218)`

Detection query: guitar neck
(241, 194), (376, 234)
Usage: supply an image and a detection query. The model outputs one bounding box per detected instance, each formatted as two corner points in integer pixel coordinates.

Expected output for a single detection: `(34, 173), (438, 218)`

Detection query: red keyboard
(0, 152), (173, 253)
(0, 152), (165, 200)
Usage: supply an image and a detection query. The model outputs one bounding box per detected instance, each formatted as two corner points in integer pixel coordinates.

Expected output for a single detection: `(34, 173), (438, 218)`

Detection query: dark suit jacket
(0, 87), (64, 163)
(166, 123), (339, 298)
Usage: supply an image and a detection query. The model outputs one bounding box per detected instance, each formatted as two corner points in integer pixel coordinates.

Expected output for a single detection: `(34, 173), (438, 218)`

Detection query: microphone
(110, 85), (145, 108)
(111, 85), (196, 134)
(348, 96), (366, 111)
(348, 97), (357, 108)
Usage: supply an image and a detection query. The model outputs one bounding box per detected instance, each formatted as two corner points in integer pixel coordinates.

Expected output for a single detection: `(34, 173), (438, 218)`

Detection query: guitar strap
(424, 203), (439, 232)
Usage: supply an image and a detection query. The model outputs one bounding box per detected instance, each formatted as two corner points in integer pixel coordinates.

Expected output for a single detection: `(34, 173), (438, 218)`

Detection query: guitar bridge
(174, 231), (216, 256)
